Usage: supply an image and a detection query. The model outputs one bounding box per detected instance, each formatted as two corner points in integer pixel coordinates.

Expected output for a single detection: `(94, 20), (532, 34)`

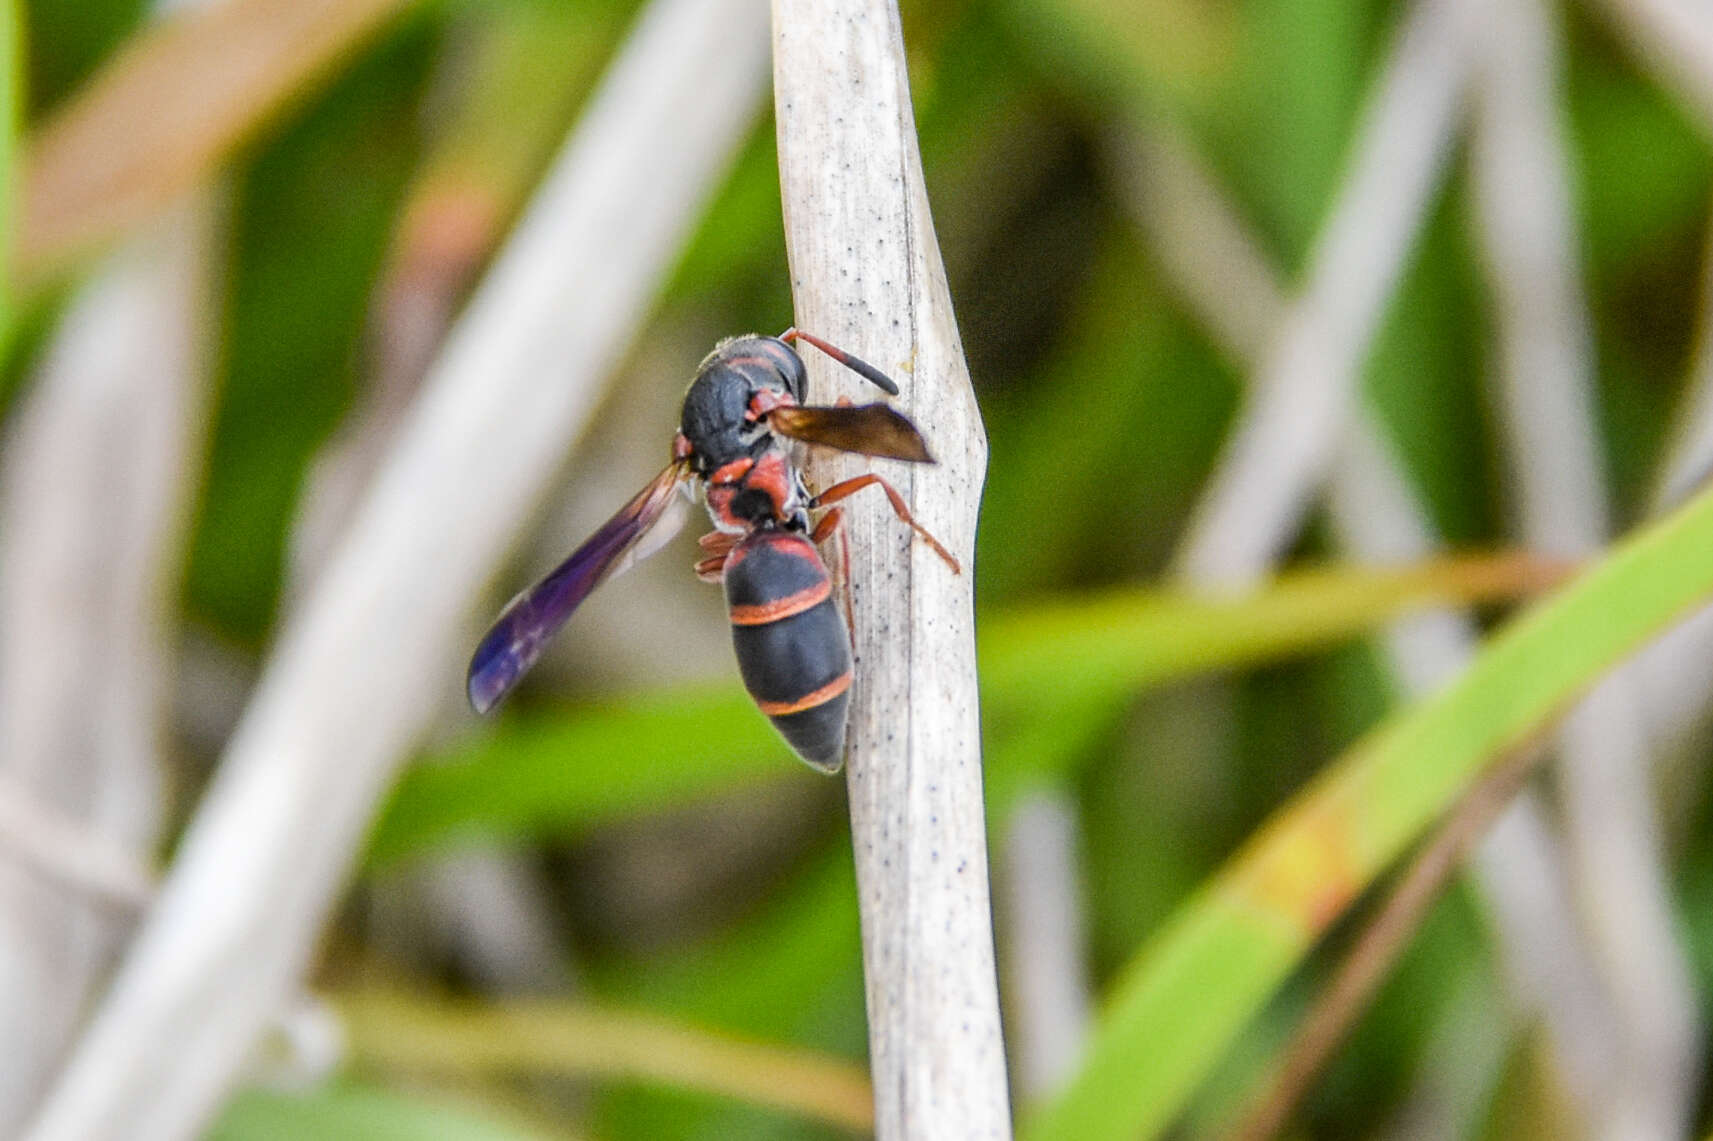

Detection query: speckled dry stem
(772, 2), (1010, 1137)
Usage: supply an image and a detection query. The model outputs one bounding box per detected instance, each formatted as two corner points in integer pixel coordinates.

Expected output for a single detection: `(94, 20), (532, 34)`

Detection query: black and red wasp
(466, 329), (959, 772)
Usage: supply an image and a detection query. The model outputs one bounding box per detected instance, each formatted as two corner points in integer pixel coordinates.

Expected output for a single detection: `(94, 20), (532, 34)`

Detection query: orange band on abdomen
(729, 580), (832, 626)
(754, 671), (852, 716)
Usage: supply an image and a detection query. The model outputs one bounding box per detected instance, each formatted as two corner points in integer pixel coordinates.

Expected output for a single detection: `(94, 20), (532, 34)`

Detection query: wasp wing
(767, 404), (935, 463)
(468, 463), (687, 714)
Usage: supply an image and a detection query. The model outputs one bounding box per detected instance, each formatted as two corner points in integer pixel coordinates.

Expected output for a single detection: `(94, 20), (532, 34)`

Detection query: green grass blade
(367, 684), (794, 868)
(1022, 488), (1713, 1141)
(368, 554), (1555, 868)
(213, 1084), (550, 1141)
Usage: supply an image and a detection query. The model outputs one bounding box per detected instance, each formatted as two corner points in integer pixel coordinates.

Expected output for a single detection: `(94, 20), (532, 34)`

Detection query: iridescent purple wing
(468, 463), (687, 714)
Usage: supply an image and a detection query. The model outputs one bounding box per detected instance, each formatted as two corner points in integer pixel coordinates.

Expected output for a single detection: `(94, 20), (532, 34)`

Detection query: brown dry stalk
(18, 0), (412, 285)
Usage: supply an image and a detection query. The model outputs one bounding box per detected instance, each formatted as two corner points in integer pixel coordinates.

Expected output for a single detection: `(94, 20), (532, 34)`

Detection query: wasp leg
(695, 530), (739, 582)
(809, 509), (841, 545)
(809, 474), (960, 574)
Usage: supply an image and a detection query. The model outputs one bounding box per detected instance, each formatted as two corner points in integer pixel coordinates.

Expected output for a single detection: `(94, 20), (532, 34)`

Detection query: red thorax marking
(704, 452), (796, 532)
(709, 456), (754, 485)
(722, 529), (819, 574)
(704, 485), (741, 532)
(742, 452), (794, 519)
(747, 388), (797, 420)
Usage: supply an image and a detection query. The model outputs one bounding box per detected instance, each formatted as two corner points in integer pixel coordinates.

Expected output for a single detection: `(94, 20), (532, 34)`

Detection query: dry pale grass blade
(1471, 2), (1702, 1137)
(17, 0), (411, 286)
(1595, 0), (1713, 139)
(387, 854), (574, 995)
(286, 2), (605, 596)
(1471, 8), (1605, 557)
(1115, 75), (1620, 1132)
(0, 197), (215, 1135)
(291, 13), (608, 1000)
(1001, 793), (1092, 1103)
(21, 1), (770, 1138)
(1170, 0), (1476, 587)
(773, 0), (1010, 1137)
(1109, 122), (1286, 369)
(0, 773), (154, 913)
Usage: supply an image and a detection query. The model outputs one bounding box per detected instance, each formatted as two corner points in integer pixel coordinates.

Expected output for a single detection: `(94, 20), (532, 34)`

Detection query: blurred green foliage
(11, 0), (1713, 1138)
(1028, 477), (1713, 1140)
(188, 19), (437, 643)
(22, 0), (145, 115)
(215, 1084), (547, 1141)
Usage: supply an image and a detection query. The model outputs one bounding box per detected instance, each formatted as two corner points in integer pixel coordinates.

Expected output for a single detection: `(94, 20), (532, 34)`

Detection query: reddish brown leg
(695, 530), (738, 582)
(810, 474), (961, 574)
(809, 508), (841, 545)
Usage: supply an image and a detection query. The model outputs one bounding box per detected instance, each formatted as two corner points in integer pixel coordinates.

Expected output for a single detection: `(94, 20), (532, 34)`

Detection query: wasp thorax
(679, 336), (806, 476)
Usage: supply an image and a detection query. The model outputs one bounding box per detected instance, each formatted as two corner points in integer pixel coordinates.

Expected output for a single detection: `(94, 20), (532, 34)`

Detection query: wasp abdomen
(724, 530), (851, 772)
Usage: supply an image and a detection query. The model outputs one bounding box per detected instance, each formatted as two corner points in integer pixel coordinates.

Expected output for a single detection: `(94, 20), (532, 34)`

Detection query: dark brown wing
(467, 463), (687, 714)
(767, 404), (935, 463)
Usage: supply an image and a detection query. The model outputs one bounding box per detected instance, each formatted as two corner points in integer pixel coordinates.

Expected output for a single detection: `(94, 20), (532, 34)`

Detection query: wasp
(467, 329), (959, 772)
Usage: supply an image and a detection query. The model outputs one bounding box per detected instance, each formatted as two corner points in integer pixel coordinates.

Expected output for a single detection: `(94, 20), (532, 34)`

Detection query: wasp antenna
(780, 328), (901, 396)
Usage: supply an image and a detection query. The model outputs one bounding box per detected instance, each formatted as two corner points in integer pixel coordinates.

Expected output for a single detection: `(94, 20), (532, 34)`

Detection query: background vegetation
(6, 0), (1713, 1138)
